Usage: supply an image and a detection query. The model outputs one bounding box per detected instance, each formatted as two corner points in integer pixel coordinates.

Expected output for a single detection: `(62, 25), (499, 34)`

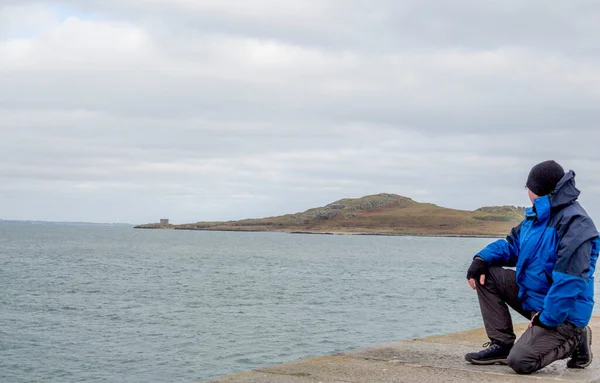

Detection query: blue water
(1, 224), (523, 382)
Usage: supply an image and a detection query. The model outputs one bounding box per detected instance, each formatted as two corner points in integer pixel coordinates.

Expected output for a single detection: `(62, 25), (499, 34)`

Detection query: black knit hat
(526, 160), (565, 196)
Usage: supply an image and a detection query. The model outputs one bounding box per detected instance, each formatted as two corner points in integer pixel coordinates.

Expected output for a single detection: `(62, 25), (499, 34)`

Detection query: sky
(1, 1), (600, 224)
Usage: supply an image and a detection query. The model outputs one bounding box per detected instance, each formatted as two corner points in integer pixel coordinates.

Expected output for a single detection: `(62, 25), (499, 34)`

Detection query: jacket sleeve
(540, 217), (596, 327)
(477, 223), (521, 267)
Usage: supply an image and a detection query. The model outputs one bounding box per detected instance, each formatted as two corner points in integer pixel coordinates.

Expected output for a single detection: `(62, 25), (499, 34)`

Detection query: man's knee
(475, 266), (504, 292)
(507, 349), (539, 375)
(486, 265), (508, 279)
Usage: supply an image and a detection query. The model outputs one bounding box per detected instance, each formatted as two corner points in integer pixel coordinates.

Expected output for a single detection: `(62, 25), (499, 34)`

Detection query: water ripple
(0, 224), (542, 382)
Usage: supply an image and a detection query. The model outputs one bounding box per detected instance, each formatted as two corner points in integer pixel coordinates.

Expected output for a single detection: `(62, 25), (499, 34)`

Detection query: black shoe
(567, 326), (593, 369)
(465, 341), (513, 365)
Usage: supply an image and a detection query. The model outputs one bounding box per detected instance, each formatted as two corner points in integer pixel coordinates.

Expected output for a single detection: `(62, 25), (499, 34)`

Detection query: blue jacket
(477, 171), (599, 327)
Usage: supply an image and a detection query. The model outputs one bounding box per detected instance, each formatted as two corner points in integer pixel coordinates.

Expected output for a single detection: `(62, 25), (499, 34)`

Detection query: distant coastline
(0, 219), (131, 227)
(135, 193), (523, 238)
(135, 225), (504, 238)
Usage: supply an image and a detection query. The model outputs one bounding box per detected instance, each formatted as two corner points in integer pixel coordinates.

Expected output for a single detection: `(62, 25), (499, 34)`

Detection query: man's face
(528, 189), (539, 205)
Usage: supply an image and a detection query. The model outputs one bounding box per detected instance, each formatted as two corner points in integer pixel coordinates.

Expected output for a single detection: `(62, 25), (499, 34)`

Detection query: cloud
(1, 1), (599, 223)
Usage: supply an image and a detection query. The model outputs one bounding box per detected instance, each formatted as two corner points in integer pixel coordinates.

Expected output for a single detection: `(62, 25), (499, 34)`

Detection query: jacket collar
(549, 170), (580, 209)
(529, 170), (579, 221)
(531, 195), (551, 222)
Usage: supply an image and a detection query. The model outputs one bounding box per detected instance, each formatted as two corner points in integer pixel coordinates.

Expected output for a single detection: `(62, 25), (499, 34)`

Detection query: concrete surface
(203, 316), (600, 382)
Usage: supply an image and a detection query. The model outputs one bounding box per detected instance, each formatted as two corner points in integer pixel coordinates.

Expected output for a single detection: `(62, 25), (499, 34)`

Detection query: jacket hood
(550, 170), (579, 209)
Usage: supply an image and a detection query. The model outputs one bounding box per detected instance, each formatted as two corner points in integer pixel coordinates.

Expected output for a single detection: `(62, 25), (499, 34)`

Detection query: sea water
(1, 224), (535, 382)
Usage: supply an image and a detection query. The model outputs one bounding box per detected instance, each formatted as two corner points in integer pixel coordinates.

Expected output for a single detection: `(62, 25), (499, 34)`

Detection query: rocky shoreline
(134, 225), (504, 238)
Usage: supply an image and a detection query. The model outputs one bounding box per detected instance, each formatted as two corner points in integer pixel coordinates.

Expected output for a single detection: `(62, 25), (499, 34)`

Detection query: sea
(1, 223), (548, 382)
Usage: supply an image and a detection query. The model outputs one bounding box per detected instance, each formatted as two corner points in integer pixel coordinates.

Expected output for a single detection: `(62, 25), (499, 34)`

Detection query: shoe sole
(465, 356), (508, 365)
(568, 326), (593, 369)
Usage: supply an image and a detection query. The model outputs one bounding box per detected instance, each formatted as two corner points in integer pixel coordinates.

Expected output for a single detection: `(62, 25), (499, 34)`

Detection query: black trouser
(476, 266), (582, 374)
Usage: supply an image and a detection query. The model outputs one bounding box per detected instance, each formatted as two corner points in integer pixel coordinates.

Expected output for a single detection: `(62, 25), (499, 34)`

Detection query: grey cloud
(1, 1), (600, 223)
(29, 0), (600, 55)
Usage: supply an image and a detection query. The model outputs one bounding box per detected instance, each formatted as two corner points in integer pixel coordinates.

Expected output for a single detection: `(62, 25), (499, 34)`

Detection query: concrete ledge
(203, 316), (600, 383)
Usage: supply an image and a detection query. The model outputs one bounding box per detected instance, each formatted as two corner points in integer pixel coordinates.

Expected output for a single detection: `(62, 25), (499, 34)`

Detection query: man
(465, 160), (599, 374)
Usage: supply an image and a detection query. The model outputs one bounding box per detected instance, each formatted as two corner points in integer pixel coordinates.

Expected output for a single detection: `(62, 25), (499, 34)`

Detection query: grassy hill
(135, 193), (525, 237)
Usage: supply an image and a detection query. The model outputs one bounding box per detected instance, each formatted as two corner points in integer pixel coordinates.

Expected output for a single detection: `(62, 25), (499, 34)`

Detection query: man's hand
(528, 312), (539, 328)
(529, 311), (556, 330)
(466, 257), (487, 290)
